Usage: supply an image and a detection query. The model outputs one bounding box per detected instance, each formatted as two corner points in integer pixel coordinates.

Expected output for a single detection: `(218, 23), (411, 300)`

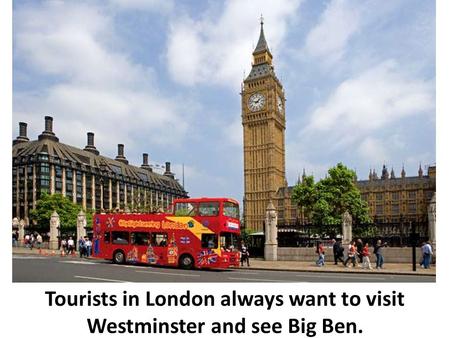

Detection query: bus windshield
(223, 201), (239, 219)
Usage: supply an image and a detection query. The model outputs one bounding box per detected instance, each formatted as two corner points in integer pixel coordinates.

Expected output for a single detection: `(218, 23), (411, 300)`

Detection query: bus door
(149, 232), (169, 265)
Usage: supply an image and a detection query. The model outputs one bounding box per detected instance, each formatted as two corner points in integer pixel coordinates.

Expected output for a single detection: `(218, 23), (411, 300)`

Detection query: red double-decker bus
(92, 197), (240, 269)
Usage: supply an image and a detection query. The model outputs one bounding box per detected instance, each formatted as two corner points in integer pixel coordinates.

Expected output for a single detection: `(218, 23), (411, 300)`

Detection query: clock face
(277, 95), (283, 113)
(248, 93), (266, 112)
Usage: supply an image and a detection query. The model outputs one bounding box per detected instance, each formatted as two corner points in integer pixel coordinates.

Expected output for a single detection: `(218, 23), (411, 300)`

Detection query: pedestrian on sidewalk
(344, 241), (357, 267)
(356, 238), (363, 264)
(12, 230), (18, 247)
(78, 236), (86, 258)
(36, 233), (43, 250)
(240, 244), (250, 267)
(60, 238), (67, 255)
(67, 237), (75, 255)
(85, 237), (92, 257)
(374, 239), (387, 269)
(361, 243), (373, 270)
(332, 239), (345, 265)
(421, 241), (433, 269)
(315, 241), (325, 267)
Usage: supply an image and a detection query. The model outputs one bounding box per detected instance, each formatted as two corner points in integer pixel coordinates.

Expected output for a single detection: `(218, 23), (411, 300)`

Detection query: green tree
(292, 163), (371, 225)
(29, 193), (93, 230)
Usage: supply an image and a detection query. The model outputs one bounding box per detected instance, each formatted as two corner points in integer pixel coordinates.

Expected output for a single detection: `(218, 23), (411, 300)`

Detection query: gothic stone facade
(357, 165), (436, 223)
(12, 116), (187, 225)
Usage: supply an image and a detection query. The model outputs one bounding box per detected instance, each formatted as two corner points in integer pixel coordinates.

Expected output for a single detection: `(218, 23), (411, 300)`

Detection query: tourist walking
(344, 241), (357, 267)
(315, 241), (325, 267)
(361, 243), (373, 270)
(12, 231), (18, 247)
(60, 238), (67, 255)
(85, 237), (92, 257)
(356, 238), (363, 264)
(67, 237), (75, 255)
(240, 244), (250, 267)
(374, 240), (387, 269)
(36, 233), (43, 250)
(421, 241), (433, 269)
(78, 236), (86, 258)
(332, 239), (345, 265)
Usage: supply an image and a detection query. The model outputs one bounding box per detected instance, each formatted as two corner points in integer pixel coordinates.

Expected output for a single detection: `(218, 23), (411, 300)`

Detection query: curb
(235, 266), (436, 277)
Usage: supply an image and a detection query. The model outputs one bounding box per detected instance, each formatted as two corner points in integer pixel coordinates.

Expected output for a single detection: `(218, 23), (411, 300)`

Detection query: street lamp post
(411, 220), (417, 271)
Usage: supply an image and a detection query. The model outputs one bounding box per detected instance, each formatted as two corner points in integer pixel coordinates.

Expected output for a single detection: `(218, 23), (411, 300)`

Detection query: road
(13, 254), (435, 283)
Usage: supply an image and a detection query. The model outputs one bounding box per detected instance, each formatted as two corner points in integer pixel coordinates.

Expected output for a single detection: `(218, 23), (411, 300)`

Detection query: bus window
(175, 202), (197, 216)
(104, 231), (110, 244)
(223, 202), (239, 219)
(199, 202), (219, 217)
(112, 231), (129, 245)
(201, 234), (217, 249)
(131, 232), (150, 246)
(151, 233), (168, 247)
(220, 232), (238, 250)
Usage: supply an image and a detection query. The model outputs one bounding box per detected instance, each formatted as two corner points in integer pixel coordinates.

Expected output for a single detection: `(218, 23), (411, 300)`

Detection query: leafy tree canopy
(29, 193), (93, 230)
(292, 163), (371, 225)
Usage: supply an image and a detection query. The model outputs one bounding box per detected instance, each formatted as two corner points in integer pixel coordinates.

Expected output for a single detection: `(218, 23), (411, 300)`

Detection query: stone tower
(241, 19), (286, 232)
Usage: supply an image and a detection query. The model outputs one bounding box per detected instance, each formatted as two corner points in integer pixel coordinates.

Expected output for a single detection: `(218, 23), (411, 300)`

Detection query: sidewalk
(237, 258), (436, 276)
(12, 247), (435, 276)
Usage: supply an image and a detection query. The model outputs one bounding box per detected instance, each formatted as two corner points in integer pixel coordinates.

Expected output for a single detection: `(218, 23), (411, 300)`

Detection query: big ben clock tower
(242, 18), (286, 232)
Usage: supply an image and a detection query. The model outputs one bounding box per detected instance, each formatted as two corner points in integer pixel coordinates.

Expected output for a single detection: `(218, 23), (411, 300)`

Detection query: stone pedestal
(77, 210), (87, 251)
(264, 200), (278, 261)
(17, 218), (24, 245)
(428, 192), (436, 250)
(49, 211), (60, 250)
(342, 211), (352, 245)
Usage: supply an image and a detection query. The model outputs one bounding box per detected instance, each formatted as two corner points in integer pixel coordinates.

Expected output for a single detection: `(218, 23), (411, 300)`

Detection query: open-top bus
(92, 197), (240, 269)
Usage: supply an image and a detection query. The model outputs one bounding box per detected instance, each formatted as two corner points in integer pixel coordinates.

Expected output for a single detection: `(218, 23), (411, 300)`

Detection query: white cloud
(13, 1), (188, 157)
(110, 0), (174, 13)
(166, 0), (302, 87)
(304, 0), (361, 65)
(306, 60), (434, 139)
(357, 137), (388, 164)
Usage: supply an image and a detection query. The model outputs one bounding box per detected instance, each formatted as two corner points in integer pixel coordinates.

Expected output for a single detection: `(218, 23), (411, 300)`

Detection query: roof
(253, 22), (269, 54)
(245, 63), (274, 80)
(12, 138), (186, 193)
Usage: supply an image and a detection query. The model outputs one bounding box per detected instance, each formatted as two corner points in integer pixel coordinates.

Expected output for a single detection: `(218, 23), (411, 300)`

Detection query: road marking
(136, 271), (201, 277)
(59, 260), (97, 265)
(228, 277), (299, 282)
(13, 256), (47, 259)
(74, 275), (132, 282)
(224, 271), (260, 275)
(295, 274), (386, 281)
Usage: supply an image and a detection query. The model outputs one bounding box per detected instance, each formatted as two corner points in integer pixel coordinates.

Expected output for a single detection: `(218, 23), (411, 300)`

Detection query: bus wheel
(113, 250), (125, 264)
(179, 254), (194, 269)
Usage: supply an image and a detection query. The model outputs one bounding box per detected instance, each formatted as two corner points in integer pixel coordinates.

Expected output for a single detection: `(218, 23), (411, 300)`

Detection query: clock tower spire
(241, 19), (286, 232)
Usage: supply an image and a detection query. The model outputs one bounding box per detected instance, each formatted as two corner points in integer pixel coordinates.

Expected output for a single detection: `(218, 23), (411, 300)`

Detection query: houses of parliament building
(241, 21), (436, 232)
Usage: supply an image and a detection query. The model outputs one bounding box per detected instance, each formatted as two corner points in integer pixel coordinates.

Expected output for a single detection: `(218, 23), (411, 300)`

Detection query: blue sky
(12, 0), (435, 202)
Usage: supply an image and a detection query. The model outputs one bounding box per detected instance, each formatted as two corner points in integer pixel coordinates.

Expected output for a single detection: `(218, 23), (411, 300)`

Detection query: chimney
(84, 132), (99, 155)
(13, 122), (30, 145)
(141, 153), (152, 171)
(45, 116), (53, 133)
(115, 144), (128, 164)
(38, 115), (59, 141)
(164, 161), (175, 179)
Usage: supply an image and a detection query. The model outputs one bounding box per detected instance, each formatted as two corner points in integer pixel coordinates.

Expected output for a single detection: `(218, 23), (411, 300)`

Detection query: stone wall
(278, 247), (432, 263)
